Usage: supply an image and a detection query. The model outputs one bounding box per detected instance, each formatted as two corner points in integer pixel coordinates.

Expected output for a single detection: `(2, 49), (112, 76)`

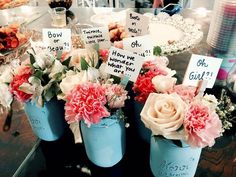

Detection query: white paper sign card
(183, 54), (223, 88)
(81, 27), (111, 49)
(42, 28), (71, 52)
(106, 46), (145, 82)
(123, 35), (153, 59)
(126, 10), (149, 37)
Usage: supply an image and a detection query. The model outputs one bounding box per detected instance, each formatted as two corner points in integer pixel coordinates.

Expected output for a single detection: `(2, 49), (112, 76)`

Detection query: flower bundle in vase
(9, 49), (71, 141)
(59, 47), (128, 167)
(140, 73), (223, 176)
(132, 55), (176, 142)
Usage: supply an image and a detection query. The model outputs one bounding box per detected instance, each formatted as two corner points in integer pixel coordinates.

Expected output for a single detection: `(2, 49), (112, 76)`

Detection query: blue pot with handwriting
(150, 136), (202, 177)
(24, 98), (66, 141)
(134, 101), (152, 143)
(80, 113), (126, 167)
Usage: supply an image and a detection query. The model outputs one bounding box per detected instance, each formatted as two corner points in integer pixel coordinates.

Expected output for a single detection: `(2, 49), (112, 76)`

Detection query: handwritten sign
(125, 10), (149, 37)
(123, 35), (153, 59)
(183, 54), (223, 88)
(82, 27), (111, 49)
(42, 28), (71, 52)
(106, 47), (145, 82)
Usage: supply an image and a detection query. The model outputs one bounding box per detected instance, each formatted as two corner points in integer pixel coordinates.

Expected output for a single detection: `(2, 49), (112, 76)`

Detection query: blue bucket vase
(24, 98), (66, 141)
(80, 113), (126, 167)
(150, 136), (202, 177)
(134, 101), (152, 143)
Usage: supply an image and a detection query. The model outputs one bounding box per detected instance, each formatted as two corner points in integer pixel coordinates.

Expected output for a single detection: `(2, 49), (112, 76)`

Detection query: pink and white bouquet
(59, 48), (128, 127)
(132, 56), (176, 104)
(140, 75), (223, 148)
(9, 50), (71, 106)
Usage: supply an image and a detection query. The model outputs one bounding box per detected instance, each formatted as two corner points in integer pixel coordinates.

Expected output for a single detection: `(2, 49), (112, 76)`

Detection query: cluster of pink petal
(99, 49), (109, 62)
(65, 83), (110, 126)
(10, 65), (33, 102)
(184, 102), (222, 148)
(170, 85), (196, 103)
(133, 70), (164, 103)
(142, 60), (168, 74)
(105, 84), (128, 109)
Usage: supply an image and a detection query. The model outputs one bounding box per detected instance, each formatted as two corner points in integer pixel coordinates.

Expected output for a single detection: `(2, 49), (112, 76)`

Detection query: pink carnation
(184, 102), (222, 148)
(105, 84), (128, 109)
(65, 83), (110, 127)
(10, 65), (33, 102)
(142, 60), (168, 74)
(171, 85), (196, 103)
(99, 49), (109, 62)
(133, 69), (167, 103)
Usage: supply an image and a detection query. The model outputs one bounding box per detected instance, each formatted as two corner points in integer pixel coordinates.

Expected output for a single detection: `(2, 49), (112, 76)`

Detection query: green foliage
(81, 56), (90, 70)
(153, 46), (162, 56)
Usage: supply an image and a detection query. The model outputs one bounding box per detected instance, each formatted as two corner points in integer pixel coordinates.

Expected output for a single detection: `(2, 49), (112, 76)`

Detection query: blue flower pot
(24, 99), (66, 141)
(80, 115), (126, 167)
(134, 101), (152, 143)
(150, 136), (202, 177)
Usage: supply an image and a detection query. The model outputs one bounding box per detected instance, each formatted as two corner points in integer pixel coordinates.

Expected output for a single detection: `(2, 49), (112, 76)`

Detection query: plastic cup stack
(207, 0), (236, 82)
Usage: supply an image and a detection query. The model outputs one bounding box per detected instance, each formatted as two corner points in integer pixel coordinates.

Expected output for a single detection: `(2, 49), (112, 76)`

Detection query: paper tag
(81, 27), (111, 49)
(106, 47), (145, 82)
(125, 11), (149, 37)
(123, 35), (153, 59)
(42, 28), (71, 52)
(183, 54), (223, 88)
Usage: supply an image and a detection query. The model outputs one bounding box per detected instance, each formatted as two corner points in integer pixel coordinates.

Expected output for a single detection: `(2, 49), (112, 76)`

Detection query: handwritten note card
(183, 54), (223, 88)
(106, 47), (145, 82)
(126, 10), (149, 37)
(42, 28), (71, 52)
(123, 35), (153, 59)
(82, 27), (111, 49)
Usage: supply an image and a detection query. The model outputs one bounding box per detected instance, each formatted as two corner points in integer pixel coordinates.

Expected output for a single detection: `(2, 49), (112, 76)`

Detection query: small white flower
(49, 59), (65, 78)
(0, 83), (13, 109)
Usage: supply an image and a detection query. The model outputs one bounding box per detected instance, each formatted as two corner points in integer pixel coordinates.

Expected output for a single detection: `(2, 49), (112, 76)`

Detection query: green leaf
(153, 46), (162, 56)
(54, 72), (63, 81)
(43, 85), (55, 102)
(29, 53), (36, 65)
(90, 55), (95, 67)
(94, 43), (99, 52)
(33, 70), (43, 80)
(81, 56), (90, 70)
(62, 56), (71, 68)
(111, 75), (121, 84)
(56, 51), (63, 60)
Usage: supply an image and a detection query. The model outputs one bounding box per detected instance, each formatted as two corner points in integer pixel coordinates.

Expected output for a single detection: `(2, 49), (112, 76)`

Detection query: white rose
(141, 92), (187, 140)
(60, 71), (84, 95)
(152, 75), (177, 93)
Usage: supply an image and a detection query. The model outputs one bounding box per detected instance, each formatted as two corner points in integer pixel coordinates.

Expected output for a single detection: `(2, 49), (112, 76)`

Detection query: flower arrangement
(140, 75), (223, 148)
(9, 49), (71, 106)
(132, 56), (176, 104)
(59, 47), (128, 127)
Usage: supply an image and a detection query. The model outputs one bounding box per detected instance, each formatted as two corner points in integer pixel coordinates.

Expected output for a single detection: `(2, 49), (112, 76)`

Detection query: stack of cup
(207, 0), (236, 83)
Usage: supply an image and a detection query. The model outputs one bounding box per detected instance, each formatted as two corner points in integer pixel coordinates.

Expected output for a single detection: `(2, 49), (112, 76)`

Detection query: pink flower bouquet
(60, 48), (128, 127)
(140, 77), (223, 148)
(10, 50), (71, 106)
(132, 56), (176, 104)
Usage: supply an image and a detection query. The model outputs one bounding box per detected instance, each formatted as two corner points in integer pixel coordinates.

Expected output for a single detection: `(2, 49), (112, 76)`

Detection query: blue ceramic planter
(134, 101), (152, 143)
(24, 99), (66, 141)
(150, 136), (202, 177)
(80, 114), (126, 167)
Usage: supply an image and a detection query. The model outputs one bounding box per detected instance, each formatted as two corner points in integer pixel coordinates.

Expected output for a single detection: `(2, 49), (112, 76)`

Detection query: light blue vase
(134, 101), (152, 143)
(80, 113), (126, 167)
(24, 98), (66, 141)
(150, 136), (202, 177)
